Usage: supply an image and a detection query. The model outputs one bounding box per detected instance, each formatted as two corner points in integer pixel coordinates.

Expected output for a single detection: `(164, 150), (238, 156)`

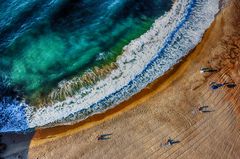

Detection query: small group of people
(200, 67), (237, 90)
(97, 67), (237, 148)
(210, 82), (237, 90)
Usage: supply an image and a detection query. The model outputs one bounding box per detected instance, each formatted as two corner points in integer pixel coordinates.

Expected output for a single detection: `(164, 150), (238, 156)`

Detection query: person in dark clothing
(97, 134), (112, 140)
(224, 82), (237, 88)
(198, 106), (213, 113)
(161, 137), (180, 147)
(200, 67), (218, 73)
(210, 82), (224, 90)
(167, 138), (180, 145)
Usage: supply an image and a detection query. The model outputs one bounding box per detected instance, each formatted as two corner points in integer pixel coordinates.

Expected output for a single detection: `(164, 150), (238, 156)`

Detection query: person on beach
(198, 106), (213, 113)
(97, 134), (112, 140)
(200, 67), (218, 73)
(167, 138), (180, 145)
(210, 82), (225, 90)
(192, 105), (214, 114)
(224, 82), (237, 88)
(210, 82), (237, 90)
(161, 137), (180, 147)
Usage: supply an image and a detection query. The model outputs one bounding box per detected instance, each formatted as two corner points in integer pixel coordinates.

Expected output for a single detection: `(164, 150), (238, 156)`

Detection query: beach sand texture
(2, 0), (240, 158)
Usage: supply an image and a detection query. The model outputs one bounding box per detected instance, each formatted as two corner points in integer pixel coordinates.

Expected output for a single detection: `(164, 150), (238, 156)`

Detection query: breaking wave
(0, 0), (220, 132)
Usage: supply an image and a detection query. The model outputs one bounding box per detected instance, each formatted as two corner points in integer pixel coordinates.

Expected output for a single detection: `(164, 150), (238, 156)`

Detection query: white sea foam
(0, 0), (220, 132)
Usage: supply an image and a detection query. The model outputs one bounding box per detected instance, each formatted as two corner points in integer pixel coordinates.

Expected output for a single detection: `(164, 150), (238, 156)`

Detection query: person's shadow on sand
(0, 131), (35, 159)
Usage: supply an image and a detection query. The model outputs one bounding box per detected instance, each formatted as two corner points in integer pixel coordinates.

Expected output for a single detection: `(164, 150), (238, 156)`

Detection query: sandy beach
(2, 0), (240, 158)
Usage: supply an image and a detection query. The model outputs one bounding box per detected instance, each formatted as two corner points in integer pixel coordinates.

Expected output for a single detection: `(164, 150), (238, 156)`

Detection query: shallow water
(0, 0), (172, 99)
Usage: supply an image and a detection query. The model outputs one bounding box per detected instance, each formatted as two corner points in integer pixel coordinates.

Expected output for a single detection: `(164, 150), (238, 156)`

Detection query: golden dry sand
(10, 0), (240, 158)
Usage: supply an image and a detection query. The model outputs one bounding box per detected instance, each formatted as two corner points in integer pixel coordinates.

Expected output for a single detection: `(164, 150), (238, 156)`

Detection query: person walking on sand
(97, 134), (112, 141)
(224, 82), (237, 88)
(198, 106), (214, 113)
(200, 67), (218, 73)
(161, 137), (180, 147)
(210, 82), (237, 90)
(166, 138), (180, 145)
(210, 82), (224, 90)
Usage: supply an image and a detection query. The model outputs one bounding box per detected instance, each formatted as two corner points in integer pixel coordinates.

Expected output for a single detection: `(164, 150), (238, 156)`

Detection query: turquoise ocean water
(0, 0), (221, 132)
(0, 0), (172, 101)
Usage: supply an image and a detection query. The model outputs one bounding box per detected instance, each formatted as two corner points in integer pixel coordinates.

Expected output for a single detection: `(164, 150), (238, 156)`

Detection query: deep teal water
(0, 0), (172, 100)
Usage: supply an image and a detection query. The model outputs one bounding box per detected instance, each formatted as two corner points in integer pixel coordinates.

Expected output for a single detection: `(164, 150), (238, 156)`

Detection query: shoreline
(25, 0), (220, 130)
(0, 0), (221, 132)
(28, 0), (240, 157)
(3, 0), (240, 158)
(30, 14), (217, 147)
